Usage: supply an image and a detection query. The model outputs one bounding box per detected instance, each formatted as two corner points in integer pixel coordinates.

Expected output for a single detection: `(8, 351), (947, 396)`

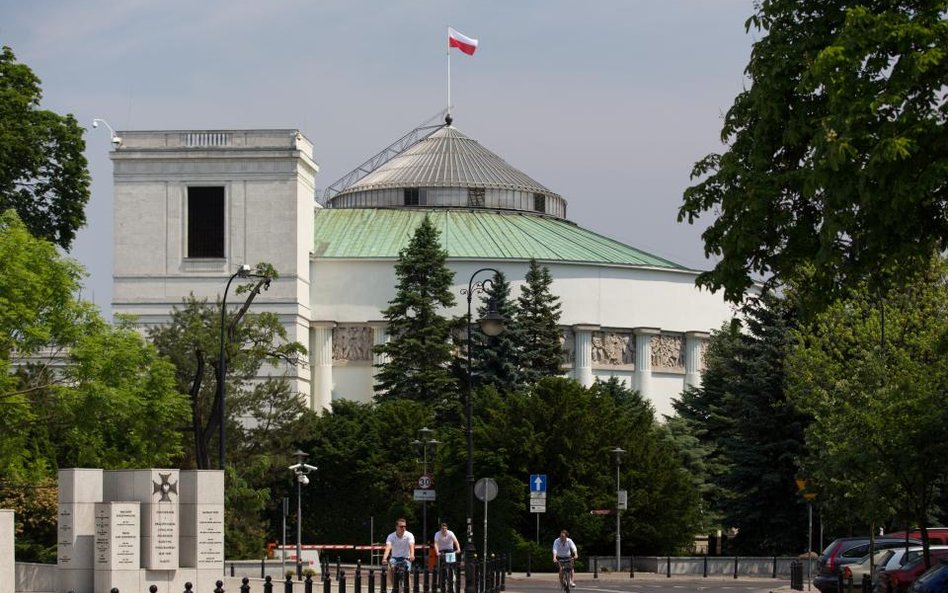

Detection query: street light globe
(478, 310), (506, 337)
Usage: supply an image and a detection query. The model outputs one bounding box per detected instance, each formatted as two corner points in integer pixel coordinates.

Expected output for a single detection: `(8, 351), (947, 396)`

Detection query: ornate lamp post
(289, 450), (316, 579)
(611, 447), (625, 572)
(460, 267), (506, 592)
(413, 427), (439, 565)
(217, 264), (271, 469)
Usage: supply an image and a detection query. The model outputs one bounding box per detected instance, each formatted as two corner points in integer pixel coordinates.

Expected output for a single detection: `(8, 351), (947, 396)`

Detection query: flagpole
(446, 26), (452, 120)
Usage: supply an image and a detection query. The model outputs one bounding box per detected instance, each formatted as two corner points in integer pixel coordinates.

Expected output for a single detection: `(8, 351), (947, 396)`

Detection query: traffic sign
(530, 501), (546, 513)
(418, 475), (433, 489)
(530, 474), (547, 493)
(529, 491), (547, 499)
(475, 478), (499, 502)
(618, 490), (628, 510)
(414, 489), (436, 501)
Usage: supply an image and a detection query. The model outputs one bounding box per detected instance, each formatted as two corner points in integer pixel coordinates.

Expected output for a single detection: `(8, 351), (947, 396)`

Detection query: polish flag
(448, 27), (478, 55)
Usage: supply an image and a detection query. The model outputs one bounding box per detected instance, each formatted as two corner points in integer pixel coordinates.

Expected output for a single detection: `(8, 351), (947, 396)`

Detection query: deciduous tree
(679, 2), (948, 306)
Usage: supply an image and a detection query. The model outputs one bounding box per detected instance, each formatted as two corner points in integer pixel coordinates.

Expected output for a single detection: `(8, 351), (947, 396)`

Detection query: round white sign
(418, 474), (433, 489)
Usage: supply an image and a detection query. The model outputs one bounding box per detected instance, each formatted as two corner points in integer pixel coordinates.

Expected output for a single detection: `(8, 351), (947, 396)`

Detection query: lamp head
(478, 308), (506, 337)
(298, 474), (309, 485)
(237, 264), (252, 277)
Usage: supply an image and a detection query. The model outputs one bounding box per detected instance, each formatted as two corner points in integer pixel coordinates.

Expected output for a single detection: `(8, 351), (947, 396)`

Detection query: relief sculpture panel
(332, 325), (374, 363)
(651, 333), (684, 371)
(591, 331), (634, 369)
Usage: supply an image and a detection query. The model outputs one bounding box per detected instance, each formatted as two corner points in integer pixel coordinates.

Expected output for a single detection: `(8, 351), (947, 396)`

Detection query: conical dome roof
(328, 125), (567, 218)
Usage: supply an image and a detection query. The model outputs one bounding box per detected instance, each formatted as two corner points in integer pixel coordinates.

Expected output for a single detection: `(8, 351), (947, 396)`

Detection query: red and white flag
(448, 27), (478, 55)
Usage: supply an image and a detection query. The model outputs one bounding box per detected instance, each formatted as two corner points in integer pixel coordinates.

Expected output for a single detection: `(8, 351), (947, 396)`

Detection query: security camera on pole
(290, 450), (316, 580)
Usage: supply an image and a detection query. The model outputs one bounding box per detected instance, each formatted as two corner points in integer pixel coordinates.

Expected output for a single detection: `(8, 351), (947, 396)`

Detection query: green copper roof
(312, 208), (686, 269)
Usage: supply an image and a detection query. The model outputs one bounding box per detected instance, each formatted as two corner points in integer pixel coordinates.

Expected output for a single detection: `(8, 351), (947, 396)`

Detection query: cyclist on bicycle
(434, 523), (461, 557)
(552, 529), (578, 588)
(382, 518), (415, 592)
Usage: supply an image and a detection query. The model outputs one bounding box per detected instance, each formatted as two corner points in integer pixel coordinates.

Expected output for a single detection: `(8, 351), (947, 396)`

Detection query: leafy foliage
(374, 216), (458, 405)
(0, 46), (90, 249)
(679, 2), (948, 306)
(787, 258), (948, 537)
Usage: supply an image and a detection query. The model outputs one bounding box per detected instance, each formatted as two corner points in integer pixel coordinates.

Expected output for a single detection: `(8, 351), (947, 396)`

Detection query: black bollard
(241, 577), (251, 593)
(500, 555), (506, 591)
(381, 567), (387, 593)
(340, 571), (347, 593)
(355, 566), (362, 593)
(413, 564), (420, 593)
(323, 572), (331, 593)
(151, 586), (158, 593)
(666, 556), (671, 578)
(262, 559), (266, 579)
(286, 574), (294, 593)
(369, 569), (376, 593)
(733, 556), (738, 579)
(305, 575), (313, 593)
(216, 580), (225, 593)
(593, 557), (598, 579)
(526, 554), (530, 578)
(185, 583), (194, 593)
(265, 576), (274, 593)
(703, 555), (708, 578)
(773, 556), (778, 579)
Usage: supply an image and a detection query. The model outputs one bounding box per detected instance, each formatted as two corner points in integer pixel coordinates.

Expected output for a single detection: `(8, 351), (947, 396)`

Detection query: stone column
(632, 327), (661, 398)
(310, 321), (336, 412)
(369, 320), (389, 370)
(685, 331), (709, 389)
(571, 325), (599, 387)
(1, 509), (13, 593)
(58, 468), (104, 593)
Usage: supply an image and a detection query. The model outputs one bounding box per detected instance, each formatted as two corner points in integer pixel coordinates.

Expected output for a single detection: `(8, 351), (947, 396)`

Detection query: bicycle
(387, 557), (412, 593)
(557, 558), (574, 592)
(437, 550), (458, 593)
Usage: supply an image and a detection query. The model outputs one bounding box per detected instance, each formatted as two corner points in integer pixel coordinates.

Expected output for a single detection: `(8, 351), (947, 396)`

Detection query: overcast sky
(2, 0), (757, 316)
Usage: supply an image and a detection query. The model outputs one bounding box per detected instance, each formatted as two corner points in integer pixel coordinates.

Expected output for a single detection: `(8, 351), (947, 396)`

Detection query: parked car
(880, 547), (948, 574)
(839, 549), (896, 592)
(886, 530), (948, 546)
(908, 560), (948, 593)
(879, 549), (948, 593)
(815, 537), (921, 593)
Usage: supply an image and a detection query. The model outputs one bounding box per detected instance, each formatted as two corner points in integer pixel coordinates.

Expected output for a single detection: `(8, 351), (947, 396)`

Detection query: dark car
(815, 537), (920, 593)
(880, 550), (948, 593)
(909, 560), (948, 593)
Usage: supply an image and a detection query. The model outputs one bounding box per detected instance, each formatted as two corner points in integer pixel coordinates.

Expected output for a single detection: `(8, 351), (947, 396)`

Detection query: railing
(107, 555), (507, 593)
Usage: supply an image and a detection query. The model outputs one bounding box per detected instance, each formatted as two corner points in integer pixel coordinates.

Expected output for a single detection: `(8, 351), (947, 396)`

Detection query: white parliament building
(109, 119), (736, 418)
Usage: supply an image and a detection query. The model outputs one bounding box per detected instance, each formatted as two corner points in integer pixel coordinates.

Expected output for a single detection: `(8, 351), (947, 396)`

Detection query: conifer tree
(516, 259), (563, 383)
(374, 216), (457, 404)
(469, 271), (522, 392)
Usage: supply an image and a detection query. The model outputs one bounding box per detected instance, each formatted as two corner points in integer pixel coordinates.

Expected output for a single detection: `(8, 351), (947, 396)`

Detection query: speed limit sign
(417, 475), (433, 489)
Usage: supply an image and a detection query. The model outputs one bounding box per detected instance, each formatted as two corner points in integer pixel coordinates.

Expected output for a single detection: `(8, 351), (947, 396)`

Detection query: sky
(1, 0), (758, 316)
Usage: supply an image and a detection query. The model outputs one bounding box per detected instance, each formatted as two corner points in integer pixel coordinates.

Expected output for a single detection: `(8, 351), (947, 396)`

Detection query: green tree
(679, 2), (948, 306)
(0, 46), (90, 249)
(516, 259), (563, 384)
(786, 258), (948, 548)
(468, 271), (522, 392)
(672, 293), (810, 555)
(374, 215), (458, 405)
(148, 293), (309, 558)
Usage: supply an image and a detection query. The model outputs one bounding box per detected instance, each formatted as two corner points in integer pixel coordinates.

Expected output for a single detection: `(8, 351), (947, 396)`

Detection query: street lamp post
(460, 267), (506, 592)
(611, 447), (625, 573)
(413, 427), (439, 566)
(217, 264), (271, 470)
(290, 450), (316, 580)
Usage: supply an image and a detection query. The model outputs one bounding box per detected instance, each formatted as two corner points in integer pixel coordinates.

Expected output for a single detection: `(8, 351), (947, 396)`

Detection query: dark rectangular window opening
(404, 188), (420, 206)
(467, 187), (485, 207)
(533, 193), (546, 213)
(187, 186), (225, 258)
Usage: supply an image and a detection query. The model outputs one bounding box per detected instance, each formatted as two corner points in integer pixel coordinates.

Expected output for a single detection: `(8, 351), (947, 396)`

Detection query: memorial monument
(58, 469), (224, 593)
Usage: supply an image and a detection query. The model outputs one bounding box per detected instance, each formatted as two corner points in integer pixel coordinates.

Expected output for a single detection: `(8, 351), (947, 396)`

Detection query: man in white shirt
(552, 529), (578, 587)
(434, 523), (461, 555)
(382, 518), (415, 592)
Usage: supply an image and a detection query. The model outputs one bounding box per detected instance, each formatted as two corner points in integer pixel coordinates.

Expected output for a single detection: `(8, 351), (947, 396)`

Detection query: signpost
(475, 478), (498, 560)
(529, 474), (547, 544)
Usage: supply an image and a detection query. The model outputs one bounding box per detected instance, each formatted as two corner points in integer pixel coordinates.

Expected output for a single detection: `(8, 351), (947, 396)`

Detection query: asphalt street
(497, 573), (793, 593)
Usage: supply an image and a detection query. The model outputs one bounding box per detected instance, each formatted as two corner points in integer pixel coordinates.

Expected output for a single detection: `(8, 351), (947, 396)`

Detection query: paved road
(501, 574), (791, 593)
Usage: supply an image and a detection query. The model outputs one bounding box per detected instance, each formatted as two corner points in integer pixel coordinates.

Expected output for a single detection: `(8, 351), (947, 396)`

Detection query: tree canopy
(679, 2), (948, 305)
(0, 46), (90, 250)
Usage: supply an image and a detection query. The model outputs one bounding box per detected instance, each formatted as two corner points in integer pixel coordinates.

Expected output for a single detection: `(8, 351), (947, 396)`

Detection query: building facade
(111, 124), (734, 418)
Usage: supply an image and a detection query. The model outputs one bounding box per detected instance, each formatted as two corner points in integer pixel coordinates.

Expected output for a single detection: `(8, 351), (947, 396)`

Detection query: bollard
(773, 556), (778, 579)
(265, 575), (274, 593)
(526, 554), (530, 578)
(593, 557), (598, 579)
(231, 564), (235, 577)
(151, 586), (158, 593)
(305, 575), (313, 593)
(666, 556), (671, 578)
(355, 566), (362, 593)
(500, 555), (507, 591)
(185, 583), (194, 593)
(734, 556), (739, 579)
(413, 564), (420, 593)
(703, 555), (708, 578)
(286, 574), (294, 593)
(381, 567), (387, 593)
(423, 563), (429, 593)
(629, 554), (634, 579)
(241, 577), (251, 593)
(262, 559), (267, 579)
(324, 572), (331, 593)
(340, 571), (347, 593)
(369, 569), (376, 593)
(216, 580), (225, 593)
(862, 573), (871, 593)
